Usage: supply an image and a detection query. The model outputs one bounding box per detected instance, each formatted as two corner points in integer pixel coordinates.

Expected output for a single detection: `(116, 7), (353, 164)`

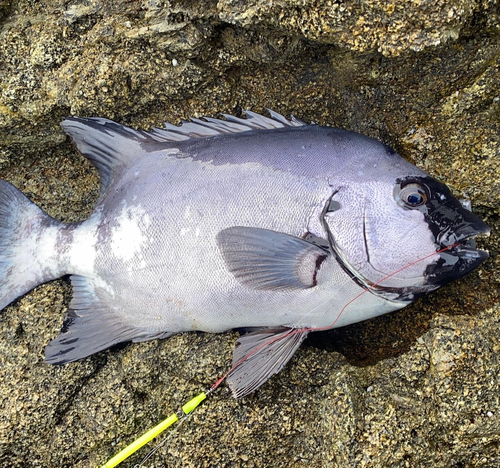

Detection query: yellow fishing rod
(100, 330), (248, 468)
(100, 364), (234, 468)
(100, 329), (315, 466)
(100, 391), (208, 468)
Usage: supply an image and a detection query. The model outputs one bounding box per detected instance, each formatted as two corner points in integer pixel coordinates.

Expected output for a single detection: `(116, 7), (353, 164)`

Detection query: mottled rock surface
(0, 1), (499, 467)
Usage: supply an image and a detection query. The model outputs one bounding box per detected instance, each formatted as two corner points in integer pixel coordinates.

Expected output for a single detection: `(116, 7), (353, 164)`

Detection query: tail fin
(0, 180), (65, 311)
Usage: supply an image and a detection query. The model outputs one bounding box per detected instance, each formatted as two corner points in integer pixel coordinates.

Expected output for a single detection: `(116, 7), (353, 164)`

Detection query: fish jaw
(425, 217), (490, 286)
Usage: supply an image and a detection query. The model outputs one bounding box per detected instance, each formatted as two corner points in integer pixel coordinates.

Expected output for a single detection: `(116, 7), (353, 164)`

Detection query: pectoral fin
(217, 226), (328, 291)
(227, 327), (310, 398)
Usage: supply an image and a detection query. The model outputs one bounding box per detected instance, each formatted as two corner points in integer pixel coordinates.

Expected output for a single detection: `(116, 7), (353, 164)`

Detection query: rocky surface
(0, 1), (499, 467)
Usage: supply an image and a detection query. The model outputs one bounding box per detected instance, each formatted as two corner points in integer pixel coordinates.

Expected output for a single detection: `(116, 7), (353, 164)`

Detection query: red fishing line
(210, 242), (460, 392)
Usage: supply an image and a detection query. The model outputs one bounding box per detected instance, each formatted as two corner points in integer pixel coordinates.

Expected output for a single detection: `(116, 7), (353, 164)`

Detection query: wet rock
(0, 1), (499, 467)
(218, 0), (483, 56)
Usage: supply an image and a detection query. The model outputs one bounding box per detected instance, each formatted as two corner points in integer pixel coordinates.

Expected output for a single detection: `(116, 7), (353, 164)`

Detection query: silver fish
(0, 110), (489, 397)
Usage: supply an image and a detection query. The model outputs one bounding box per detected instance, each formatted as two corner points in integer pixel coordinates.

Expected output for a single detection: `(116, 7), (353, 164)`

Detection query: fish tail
(0, 180), (66, 311)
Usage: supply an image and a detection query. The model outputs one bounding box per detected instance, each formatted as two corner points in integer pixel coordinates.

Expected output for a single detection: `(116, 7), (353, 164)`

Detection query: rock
(0, 1), (498, 467)
(218, 0), (481, 56)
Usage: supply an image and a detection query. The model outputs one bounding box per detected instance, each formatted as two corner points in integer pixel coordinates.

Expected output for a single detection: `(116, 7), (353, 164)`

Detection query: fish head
(398, 176), (490, 287)
(323, 169), (489, 302)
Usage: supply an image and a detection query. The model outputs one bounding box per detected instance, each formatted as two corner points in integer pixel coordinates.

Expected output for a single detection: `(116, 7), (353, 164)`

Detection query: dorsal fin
(61, 117), (156, 195)
(148, 109), (306, 141)
(61, 110), (307, 194)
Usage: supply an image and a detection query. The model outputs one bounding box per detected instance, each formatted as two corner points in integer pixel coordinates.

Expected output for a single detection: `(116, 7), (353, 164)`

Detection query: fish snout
(426, 211), (490, 286)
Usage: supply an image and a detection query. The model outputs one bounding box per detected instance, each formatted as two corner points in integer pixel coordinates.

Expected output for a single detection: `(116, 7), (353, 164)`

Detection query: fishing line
(100, 392), (208, 468)
(311, 242), (461, 332)
(210, 242), (460, 392)
(137, 410), (192, 468)
(100, 242), (459, 467)
(292, 240), (461, 332)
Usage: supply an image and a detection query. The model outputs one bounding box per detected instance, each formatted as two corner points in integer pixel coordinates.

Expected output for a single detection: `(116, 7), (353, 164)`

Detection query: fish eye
(399, 183), (427, 207)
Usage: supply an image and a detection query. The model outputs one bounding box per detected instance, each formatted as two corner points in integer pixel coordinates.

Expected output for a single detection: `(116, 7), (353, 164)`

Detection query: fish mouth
(426, 222), (490, 285)
(444, 231), (489, 260)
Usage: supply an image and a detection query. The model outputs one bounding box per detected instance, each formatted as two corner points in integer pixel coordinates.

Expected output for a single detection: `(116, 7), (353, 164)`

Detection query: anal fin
(227, 327), (309, 398)
(45, 275), (173, 364)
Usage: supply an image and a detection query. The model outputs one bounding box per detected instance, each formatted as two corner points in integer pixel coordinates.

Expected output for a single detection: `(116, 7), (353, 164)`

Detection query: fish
(0, 110), (489, 397)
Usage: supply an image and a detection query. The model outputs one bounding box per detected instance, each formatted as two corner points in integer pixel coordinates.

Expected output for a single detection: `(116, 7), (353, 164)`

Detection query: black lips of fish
(395, 176), (490, 286)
